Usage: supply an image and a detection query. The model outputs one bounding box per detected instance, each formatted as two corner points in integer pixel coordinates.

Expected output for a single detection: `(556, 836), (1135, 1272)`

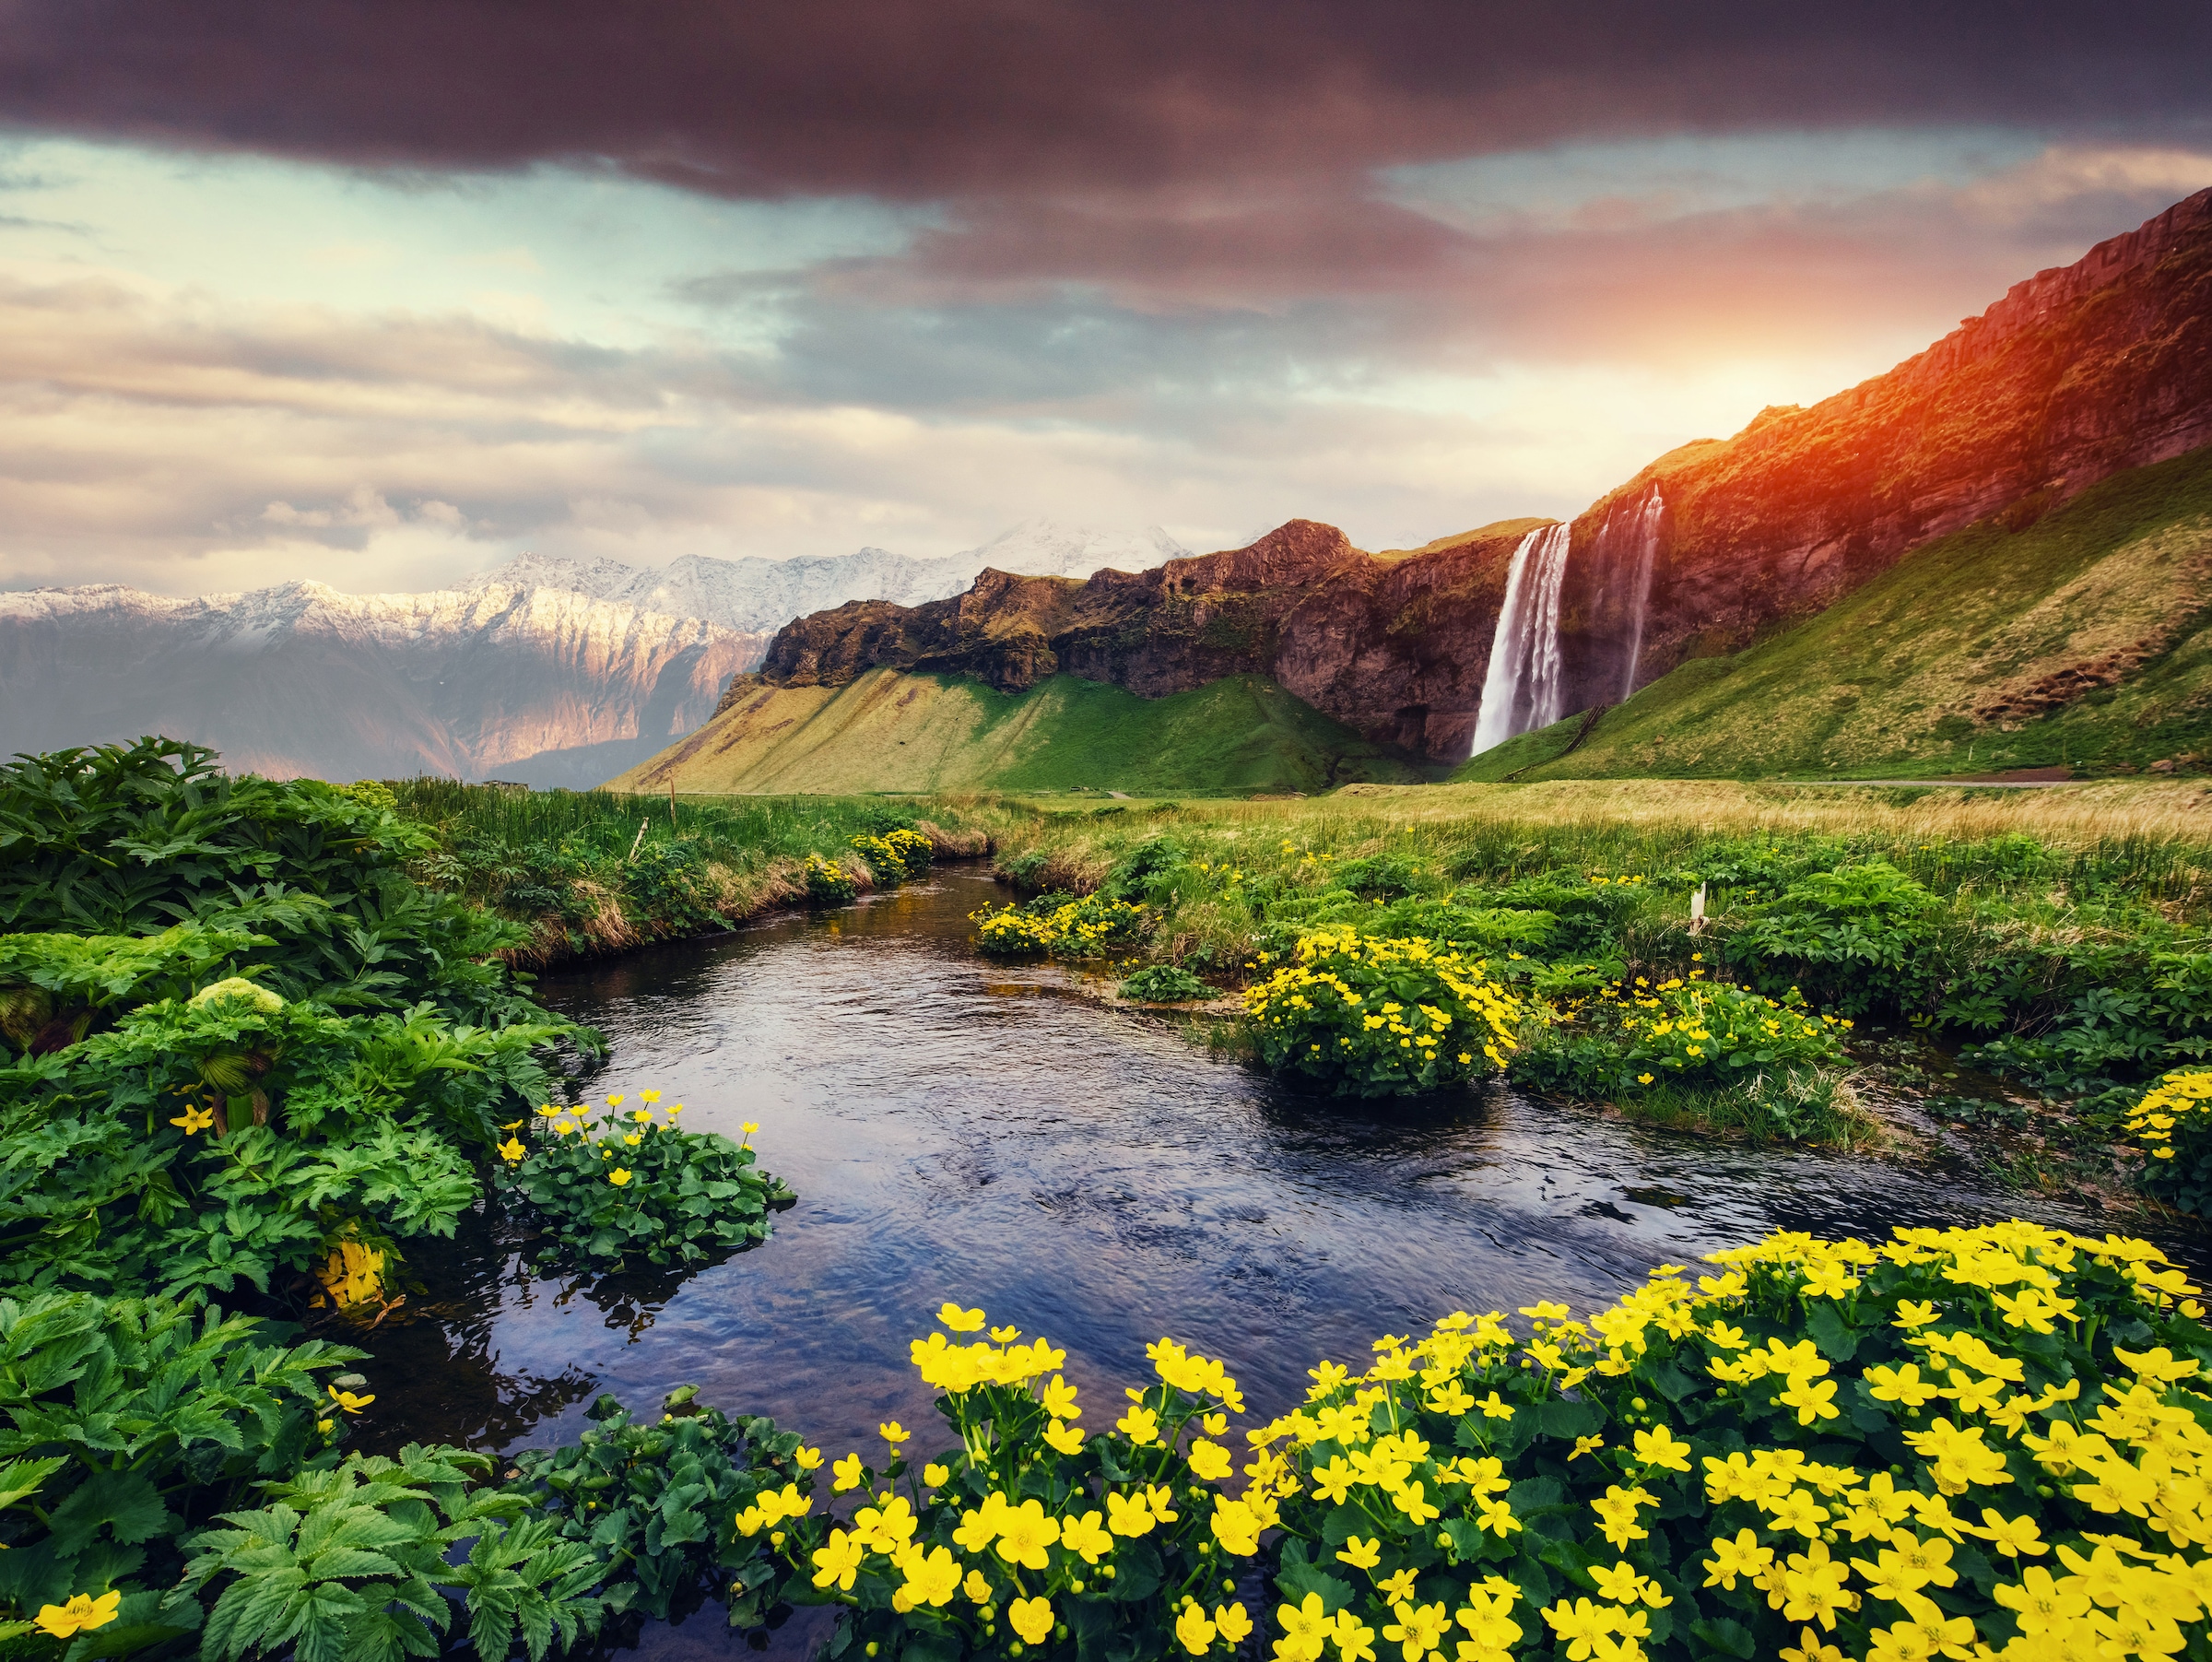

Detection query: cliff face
(747, 189), (2212, 760)
(0, 581), (767, 784)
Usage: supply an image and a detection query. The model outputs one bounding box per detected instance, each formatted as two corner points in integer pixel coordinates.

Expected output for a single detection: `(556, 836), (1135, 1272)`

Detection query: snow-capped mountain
(471, 521), (1192, 634)
(0, 581), (768, 786)
(0, 520), (1188, 785)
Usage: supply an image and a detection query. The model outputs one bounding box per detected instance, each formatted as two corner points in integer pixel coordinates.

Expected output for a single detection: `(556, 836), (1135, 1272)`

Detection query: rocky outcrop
(748, 190), (2212, 760)
(0, 581), (768, 784)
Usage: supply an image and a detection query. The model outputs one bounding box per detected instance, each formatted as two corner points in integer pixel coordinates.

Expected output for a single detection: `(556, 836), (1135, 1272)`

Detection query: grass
(1454, 443), (2212, 783)
(387, 780), (987, 965)
(607, 670), (1430, 796)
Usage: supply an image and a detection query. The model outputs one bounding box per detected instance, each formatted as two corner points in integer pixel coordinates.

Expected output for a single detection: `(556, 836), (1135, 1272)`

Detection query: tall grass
(389, 780), (912, 860)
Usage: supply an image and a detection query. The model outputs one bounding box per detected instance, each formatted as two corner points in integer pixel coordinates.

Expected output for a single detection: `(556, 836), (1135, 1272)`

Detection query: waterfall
(1468, 522), (1571, 755)
(1617, 487), (1666, 701)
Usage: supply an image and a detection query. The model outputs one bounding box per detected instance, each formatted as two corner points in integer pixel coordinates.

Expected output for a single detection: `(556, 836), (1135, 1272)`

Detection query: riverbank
(958, 775), (2211, 1210)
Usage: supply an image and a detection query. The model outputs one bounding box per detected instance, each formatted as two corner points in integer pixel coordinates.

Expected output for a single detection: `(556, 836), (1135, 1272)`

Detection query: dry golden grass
(1267, 778), (2212, 852)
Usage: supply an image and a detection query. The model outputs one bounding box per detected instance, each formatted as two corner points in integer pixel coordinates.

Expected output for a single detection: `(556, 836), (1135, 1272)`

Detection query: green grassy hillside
(1456, 445), (2212, 782)
(611, 669), (1430, 795)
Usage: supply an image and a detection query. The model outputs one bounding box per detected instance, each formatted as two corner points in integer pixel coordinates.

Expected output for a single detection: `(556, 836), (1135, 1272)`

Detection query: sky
(2, 1), (2209, 597)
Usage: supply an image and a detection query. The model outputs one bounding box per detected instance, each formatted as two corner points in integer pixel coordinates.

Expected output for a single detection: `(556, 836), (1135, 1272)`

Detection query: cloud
(3, 2), (2207, 203)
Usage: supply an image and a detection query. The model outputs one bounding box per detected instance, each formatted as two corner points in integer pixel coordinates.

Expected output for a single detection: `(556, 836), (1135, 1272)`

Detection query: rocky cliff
(743, 189), (2212, 761)
(0, 581), (767, 784)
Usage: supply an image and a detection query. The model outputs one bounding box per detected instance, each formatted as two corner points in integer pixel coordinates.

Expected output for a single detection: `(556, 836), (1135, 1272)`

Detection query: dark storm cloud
(5, 1), (2207, 199)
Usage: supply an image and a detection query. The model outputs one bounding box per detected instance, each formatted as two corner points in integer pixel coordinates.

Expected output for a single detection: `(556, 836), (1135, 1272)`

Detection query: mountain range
(623, 187), (2212, 795)
(0, 521), (1189, 784)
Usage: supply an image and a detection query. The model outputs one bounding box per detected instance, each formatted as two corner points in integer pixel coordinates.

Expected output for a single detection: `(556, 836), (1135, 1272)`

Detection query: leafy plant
(0, 1291), (361, 1642)
(501, 1387), (816, 1630)
(1728, 861), (1945, 1016)
(171, 1444), (609, 1662)
(503, 1094), (794, 1270)
(1120, 966), (1210, 1003)
(1242, 928), (1522, 1096)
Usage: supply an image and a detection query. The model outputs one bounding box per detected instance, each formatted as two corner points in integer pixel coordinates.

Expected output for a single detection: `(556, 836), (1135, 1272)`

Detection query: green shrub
(1242, 928), (1523, 1096)
(804, 853), (860, 904)
(504, 1093), (794, 1270)
(1728, 860), (1944, 1016)
(0, 981), (570, 1299)
(0, 1291), (362, 1644)
(1120, 965), (1209, 1003)
(1515, 976), (1851, 1102)
(0, 740), (535, 1027)
(501, 1387), (816, 1630)
(1332, 855), (1427, 902)
(1479, 873), (1647, 956)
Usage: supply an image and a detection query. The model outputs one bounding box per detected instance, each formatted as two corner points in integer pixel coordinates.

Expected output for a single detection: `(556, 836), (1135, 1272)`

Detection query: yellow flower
(1043, 1420), (1085, 1456)
(640, 1089), (661, 1103)
(879, 1420), (910, 1445)
(1009, 1597), (1054, 1647)
(965, 1571), (992, 1605)
(810, 1529), (865, 1592)
(35, 1592), (122, 1638)
(1334, 1608), (1378, 1662)
(1476, 1392), (1514, 1420)
(623, 1133), (641, 1147)
(169, 1103), (216, 1135)
(1106, 1490), (1156, 1538)
(317, 1419), (333, 1433)
(994, 1498), (1061, 1570)
(608, 1167), (632, 1185)
(938, 1302), (987, 1332)
(1187, 1437), (1233, 1481)
(1630, 1424), (1691, 1472)
(1337, 1536), (1382, 1571)
(741, 1120), (759, 1137)
(1175, 1603), (1217, 1655)
(1277, 1592), (1335, 1662)
(1376, 1568), (1418, 1604)
(1117, 1403), (1160, 1444)
(796, 1446), (824, 1470)
(606, 1094), (626, 1107)
(921, 1462), (948, 1486)
(328, 1385), (376, 1414)
(498, 1136), (525, 1163)
(1061, 1509), (1113, 1565)
(832, 1453), (865, 1492)
(1636, 1073), (1653, 1085)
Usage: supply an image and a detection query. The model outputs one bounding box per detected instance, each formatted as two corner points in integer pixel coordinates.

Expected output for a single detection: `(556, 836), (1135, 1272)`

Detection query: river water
(357, 870), (2193, 1649)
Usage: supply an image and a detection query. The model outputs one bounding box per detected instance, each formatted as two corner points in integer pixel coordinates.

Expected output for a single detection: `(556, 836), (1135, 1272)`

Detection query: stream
(354, 870), (2198, 1656)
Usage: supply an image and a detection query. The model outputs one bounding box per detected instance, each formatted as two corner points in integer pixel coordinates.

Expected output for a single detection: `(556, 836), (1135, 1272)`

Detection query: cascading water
(1617, 487), (1666, 701)
(1469, 522), (1572, 755)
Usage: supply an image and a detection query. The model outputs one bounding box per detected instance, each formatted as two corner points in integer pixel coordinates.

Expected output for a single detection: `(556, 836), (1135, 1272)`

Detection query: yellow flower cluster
(1253, 1220), (2212, 1662)
(314, 1236), (387, 1309)
(2125, 1069), (2212, 1161)
(1243, 929), (1521, 1084)
(792, 1302), (1253, 1656)
(973, 898), (1148, 958)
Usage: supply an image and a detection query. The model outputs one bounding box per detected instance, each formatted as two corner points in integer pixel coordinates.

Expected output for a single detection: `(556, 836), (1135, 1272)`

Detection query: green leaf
(45, 1470), (174, 1553)
(1805, 1302), (1861, 1362)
